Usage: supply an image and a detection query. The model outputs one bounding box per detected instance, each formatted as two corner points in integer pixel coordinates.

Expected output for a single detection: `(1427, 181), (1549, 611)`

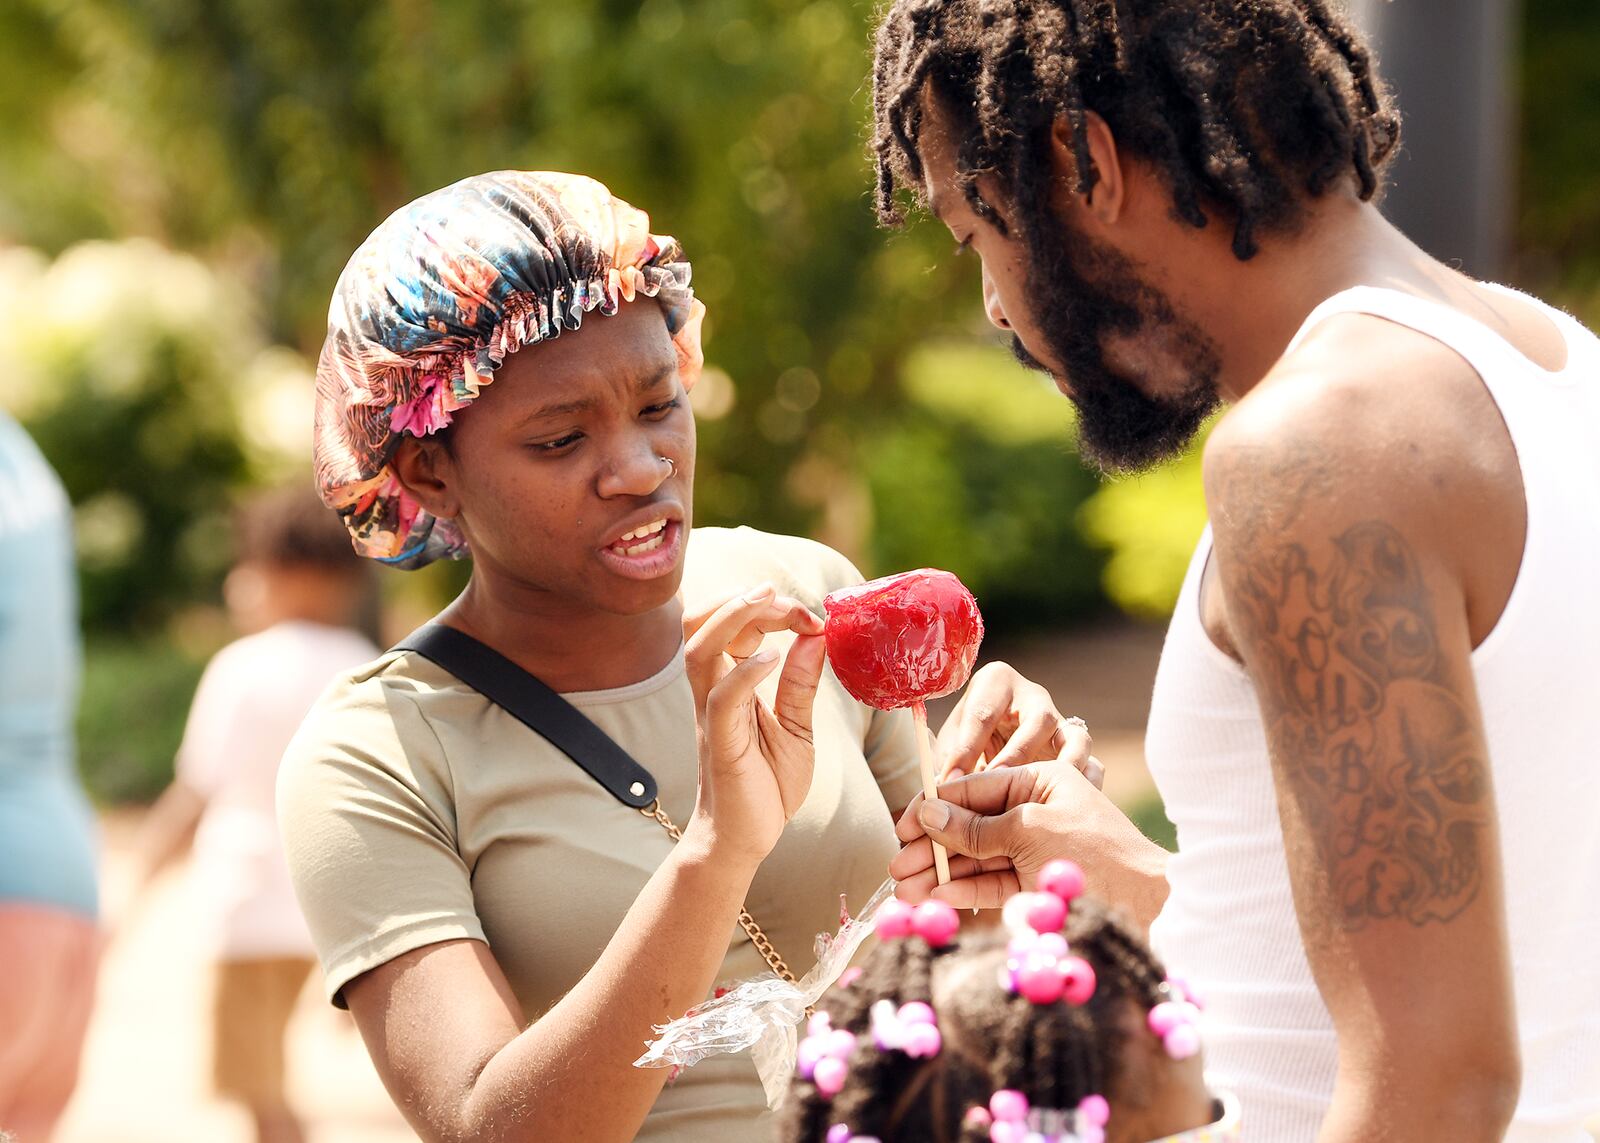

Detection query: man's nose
(982, 265), (1012, 331)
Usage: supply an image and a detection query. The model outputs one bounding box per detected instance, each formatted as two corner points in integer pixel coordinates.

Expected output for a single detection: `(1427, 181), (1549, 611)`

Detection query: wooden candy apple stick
(822, 568), (984, 894)
(911, 701), (952, 886)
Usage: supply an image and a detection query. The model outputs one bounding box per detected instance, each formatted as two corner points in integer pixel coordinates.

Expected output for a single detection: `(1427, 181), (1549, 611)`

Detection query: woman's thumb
(917, 798), (1015, 861)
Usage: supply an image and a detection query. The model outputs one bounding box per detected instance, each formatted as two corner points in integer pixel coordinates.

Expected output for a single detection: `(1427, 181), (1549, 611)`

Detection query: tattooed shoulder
(1210, 450), (1490, 932)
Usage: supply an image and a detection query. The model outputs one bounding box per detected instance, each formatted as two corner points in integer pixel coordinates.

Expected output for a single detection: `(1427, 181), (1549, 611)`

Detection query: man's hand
(936, 661), (1104, 787)
(890, 759), (1168, 930)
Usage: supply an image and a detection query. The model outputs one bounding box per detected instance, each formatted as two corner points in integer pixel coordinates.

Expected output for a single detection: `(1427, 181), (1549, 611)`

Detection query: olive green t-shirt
(277, 527), (922, 1142)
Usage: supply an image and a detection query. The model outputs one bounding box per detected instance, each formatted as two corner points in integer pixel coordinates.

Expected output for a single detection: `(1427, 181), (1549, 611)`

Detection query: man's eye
(643, 398), (680, 417)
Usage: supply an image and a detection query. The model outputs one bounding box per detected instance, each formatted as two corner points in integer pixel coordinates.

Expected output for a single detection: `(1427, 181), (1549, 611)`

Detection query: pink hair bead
(876, 897), (916, 939)
(1023, 892), (1068, 935)
(989, 1121), (1029, 1143)
(989, 1089), (1030, 1121)
(1147, 1001), (1185, 1037)
(912, 899), (961, 947)
(1164, 1022), (1202, 1060)
(838, 966), (863, 989)
(1060, 956), (1097, 1005)
(1078, 1094), (1111, 1127)
(826, 1125), (852, 1143)
(814, 1056), (849, 1097)
(1014, 956), (1067, 1005)
(797, 1036), (826, 1080)
(898, 1001), (937, 1026)
(808, 1012), (833, 1037)
(1038, 858), (1086, 902)
(1079, 1126), (1106, 1143)
(1034, 931), (1069, 960)
(1168, 975), (1205, 1010)
(824, 1029), (858, 1061)
(902, 1022), (943, 1059)
(965, 1106), (995, 1128)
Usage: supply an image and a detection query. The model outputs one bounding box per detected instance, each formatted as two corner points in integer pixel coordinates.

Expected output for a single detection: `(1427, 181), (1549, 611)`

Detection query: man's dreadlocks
(872, 0), (1401, 260)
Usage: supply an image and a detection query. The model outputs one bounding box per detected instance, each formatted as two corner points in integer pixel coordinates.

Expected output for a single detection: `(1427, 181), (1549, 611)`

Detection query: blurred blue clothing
(0, 412), (97, 917)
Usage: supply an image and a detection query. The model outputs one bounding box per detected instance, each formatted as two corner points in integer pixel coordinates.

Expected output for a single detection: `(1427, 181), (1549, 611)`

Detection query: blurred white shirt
(179, 620), (378, 959)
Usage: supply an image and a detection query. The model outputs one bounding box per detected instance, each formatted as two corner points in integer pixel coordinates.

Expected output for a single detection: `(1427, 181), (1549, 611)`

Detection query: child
(781, 863), (1238, 1143)
(126, 484), (378, 1143)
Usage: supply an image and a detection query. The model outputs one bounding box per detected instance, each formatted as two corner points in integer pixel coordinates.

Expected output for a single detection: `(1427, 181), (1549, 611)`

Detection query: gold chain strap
(640, 800), (800, 986)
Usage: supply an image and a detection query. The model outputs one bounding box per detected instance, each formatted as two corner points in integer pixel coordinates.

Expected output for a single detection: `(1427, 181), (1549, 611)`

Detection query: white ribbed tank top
(1145, 284), (1600, 1142)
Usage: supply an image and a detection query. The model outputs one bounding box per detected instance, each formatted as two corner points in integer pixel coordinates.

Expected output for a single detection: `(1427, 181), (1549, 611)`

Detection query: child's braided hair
(779, 898), (1169, 1142)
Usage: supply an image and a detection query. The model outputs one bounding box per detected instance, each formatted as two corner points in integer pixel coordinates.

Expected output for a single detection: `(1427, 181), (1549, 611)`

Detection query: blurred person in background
(125, 484), (378, 1143)
(0, 412), (99, 1143)
(873, 2), (1600, 1140)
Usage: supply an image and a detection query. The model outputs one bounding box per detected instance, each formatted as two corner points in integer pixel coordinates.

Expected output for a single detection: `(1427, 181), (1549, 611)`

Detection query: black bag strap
(392, 623), (658, 809)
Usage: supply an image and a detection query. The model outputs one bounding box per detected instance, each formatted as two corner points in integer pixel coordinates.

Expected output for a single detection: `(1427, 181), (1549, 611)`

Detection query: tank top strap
(1286, 285), (1541, 381)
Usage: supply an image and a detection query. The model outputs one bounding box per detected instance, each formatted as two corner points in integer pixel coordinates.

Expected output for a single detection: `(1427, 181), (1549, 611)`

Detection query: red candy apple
(822, 569), (984, 711)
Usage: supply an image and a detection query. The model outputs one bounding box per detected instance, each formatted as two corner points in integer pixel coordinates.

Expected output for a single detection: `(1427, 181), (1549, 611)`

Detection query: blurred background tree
(0, 0), (1594, 802)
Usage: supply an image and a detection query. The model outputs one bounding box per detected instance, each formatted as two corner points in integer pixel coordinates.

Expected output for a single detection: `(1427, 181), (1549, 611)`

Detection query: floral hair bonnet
(312, 170), (705, 568)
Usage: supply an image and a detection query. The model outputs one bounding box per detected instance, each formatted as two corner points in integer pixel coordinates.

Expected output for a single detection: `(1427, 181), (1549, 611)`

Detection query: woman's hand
(682, 584), (827, 867)
(936, 661), (1104, 787)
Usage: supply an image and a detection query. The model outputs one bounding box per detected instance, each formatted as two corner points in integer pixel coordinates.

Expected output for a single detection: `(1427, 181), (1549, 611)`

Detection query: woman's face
(405, 298), (696, 618)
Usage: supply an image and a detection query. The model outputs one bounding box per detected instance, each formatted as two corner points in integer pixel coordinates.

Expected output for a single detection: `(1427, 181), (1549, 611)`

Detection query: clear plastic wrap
(634, 878), (896, 1108)
(822, 568), (984, 710)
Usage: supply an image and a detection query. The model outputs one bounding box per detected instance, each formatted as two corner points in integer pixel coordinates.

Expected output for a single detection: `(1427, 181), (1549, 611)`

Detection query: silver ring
(659, 455), (677, 478)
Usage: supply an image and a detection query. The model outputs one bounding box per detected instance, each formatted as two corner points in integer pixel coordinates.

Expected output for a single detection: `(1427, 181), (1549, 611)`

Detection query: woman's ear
(390, 436), (461, 521)
(1051, 110), (1126, 225)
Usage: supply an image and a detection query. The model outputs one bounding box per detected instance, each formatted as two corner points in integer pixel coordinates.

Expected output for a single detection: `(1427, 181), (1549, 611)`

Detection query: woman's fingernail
(743, 583), (775, 603)
(920, 800), (950, 830)
(751, 649), (778, 664)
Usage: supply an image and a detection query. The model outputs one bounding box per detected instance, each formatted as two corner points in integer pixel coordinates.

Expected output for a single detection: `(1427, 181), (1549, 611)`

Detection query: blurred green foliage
(76, 634), (206, 803)
(1517, 0), (1600, 322)
(0, 242), (305, 632)
(0, 0), (981, 557)
(866, 344), (1107, 627)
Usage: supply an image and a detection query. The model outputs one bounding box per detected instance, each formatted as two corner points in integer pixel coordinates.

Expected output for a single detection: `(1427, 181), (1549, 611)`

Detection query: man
(873, 3), (1600, 1140)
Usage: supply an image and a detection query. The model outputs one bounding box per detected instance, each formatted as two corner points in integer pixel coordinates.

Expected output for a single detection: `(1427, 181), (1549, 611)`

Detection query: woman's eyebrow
(516, 361), (678, 425)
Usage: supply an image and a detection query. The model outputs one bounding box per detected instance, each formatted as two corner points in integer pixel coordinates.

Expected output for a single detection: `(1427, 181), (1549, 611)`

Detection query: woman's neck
(439, 575), (685, 693)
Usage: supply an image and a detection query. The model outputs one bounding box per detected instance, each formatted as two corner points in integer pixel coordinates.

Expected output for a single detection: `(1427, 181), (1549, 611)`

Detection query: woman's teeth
(612, 518), (668, 556)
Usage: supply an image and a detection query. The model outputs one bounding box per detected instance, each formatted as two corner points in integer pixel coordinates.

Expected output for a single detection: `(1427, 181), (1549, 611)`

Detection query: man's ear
(1050, 110), (1126, 225)
(390, 436), (461, 521)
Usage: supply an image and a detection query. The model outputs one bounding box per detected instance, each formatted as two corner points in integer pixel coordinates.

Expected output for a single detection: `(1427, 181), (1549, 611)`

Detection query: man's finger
(895, 862), (1023, 908)
(893, 765), (1034, 844)
(985, 706), (1059, 770)
(890, 836), (1011, 885)
(931, 870), (1025, 910)
(917, 797), (1023, 861)
(1050, 717), (1093, 765)
(937, 694), (1006, 779)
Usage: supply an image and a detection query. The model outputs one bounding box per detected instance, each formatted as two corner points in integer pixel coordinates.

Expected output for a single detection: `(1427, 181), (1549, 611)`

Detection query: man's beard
(1013, 216), (1222, 473)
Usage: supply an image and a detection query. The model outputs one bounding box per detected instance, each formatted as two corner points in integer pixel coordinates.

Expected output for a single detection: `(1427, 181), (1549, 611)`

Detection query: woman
(279, 171), (1088, 1142)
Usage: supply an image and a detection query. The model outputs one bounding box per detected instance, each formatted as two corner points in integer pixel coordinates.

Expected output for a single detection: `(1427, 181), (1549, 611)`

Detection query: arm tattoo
(1228, 515), (1490, 931)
